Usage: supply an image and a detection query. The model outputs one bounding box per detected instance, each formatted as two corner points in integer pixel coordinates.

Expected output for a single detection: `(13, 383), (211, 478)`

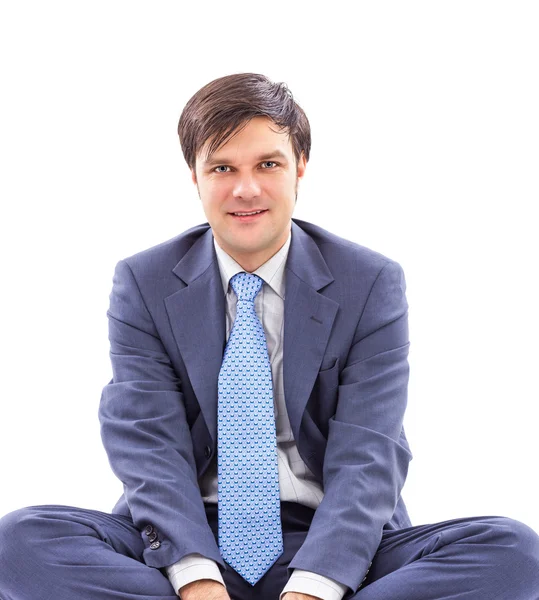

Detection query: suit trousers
(0, 500), (538, 600)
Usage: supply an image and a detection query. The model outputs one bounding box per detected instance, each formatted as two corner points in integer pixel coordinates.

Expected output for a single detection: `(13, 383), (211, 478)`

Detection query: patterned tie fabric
(217, 271), (284, 585)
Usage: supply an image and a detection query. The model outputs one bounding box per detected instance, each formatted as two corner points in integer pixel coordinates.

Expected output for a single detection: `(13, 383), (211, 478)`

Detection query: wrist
(179, 578), (224, 599)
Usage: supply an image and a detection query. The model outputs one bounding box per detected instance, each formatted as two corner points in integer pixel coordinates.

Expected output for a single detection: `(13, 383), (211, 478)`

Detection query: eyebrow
(203, 149), (289, 167)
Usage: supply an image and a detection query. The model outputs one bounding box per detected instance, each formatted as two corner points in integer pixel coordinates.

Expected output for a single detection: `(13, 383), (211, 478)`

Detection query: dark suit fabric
(0, 218), (538, 599)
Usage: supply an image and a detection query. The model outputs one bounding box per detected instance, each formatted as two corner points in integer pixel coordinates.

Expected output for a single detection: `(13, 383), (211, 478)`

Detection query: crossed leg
(0, 504), (181, 599)
(1, 503), (538, 600)
(347, 515), (539, 599)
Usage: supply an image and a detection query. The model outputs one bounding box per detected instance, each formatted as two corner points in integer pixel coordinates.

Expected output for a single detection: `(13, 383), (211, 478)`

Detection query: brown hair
(178, 73), (311, 173)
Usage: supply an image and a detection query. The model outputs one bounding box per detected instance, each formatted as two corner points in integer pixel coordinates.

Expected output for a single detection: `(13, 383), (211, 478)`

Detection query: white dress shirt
(165, 227), (349, 600)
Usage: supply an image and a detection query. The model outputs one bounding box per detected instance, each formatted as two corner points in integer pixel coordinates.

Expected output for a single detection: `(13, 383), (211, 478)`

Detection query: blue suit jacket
(99, 217), (414, 593)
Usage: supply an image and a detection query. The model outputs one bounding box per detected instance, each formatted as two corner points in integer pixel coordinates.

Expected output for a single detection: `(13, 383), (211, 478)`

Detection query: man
(0, 73), (538, 600)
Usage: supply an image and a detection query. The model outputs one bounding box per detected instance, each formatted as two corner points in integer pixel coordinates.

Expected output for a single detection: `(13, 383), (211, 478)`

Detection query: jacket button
(204, 446), (212, 458)
(150, 541), (161, 550)
(144, 525), (154, 536)
(148, 531), (158, 543)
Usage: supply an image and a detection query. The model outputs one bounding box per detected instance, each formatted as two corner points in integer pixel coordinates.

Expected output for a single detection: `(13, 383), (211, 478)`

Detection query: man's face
(191, 115), (307, 271)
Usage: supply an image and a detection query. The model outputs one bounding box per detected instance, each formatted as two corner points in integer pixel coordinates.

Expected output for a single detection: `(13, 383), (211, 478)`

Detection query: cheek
(201, 184), (227, 205)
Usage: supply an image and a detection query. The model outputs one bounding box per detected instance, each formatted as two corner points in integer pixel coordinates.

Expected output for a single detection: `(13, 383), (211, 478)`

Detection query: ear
(190, 168), (197, 185)
(296, 152), (307, 181)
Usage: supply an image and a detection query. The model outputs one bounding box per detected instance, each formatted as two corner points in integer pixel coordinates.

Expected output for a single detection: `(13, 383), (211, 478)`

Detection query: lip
(229, 209), (269, 222)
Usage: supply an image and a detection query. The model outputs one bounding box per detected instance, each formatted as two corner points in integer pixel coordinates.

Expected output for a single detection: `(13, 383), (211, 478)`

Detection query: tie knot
(230, 272), (263, 302)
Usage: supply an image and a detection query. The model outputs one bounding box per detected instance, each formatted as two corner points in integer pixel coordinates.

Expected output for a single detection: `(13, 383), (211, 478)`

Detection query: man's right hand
(179, 578), (231, 600)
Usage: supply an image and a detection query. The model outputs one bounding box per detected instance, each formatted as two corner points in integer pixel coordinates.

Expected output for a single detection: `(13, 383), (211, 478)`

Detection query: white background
(1, 1), (537, 535)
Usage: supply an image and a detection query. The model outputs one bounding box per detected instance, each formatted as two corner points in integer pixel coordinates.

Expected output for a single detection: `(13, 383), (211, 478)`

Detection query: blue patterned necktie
(217, 271), (284, 585)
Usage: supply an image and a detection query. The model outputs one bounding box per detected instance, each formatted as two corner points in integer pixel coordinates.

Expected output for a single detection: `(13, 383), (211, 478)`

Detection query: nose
(232, 173), (261, 199)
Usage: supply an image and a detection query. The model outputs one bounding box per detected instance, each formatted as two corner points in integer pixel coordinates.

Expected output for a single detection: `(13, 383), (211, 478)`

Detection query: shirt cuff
(279, 569), (349, 600)
(165, 553), (225, 597)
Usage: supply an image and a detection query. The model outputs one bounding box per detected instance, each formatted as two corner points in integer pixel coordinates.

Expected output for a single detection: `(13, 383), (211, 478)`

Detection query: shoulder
(115, 221), (211, 275)
(292, 217), (402, 276)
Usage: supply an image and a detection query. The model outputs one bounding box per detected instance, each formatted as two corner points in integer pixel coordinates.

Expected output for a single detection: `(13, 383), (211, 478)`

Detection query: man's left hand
(282, 593), (322, 600)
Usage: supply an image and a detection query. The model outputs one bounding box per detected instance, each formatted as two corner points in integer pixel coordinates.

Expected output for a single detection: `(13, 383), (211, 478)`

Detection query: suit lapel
(164, 220), (339, 448)
(282, 222), (339, 446)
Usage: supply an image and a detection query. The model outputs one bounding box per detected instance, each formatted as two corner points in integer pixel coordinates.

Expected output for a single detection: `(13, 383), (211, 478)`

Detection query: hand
(178, 578), (230, 600)
(282, 593), (323, 600)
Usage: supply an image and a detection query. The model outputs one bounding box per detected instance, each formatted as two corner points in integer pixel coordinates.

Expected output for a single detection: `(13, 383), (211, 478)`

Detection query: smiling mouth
(229, 209), (269, 220)
(229, 209), (268, 215)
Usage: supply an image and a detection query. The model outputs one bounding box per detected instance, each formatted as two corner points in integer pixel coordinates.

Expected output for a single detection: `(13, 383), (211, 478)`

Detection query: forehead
(199, 116), (293, 166)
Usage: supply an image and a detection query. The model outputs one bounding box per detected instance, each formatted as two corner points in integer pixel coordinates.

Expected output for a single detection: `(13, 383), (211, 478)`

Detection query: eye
(212, 161), (279, 173)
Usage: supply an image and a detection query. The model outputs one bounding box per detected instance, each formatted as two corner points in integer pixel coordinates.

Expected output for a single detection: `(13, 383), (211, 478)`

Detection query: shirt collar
(213, 226), (291, 300)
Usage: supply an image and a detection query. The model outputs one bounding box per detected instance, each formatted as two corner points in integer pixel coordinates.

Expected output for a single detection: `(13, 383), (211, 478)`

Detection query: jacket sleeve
(287, 259), (413, 593)
(98, 259), (227, 571)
